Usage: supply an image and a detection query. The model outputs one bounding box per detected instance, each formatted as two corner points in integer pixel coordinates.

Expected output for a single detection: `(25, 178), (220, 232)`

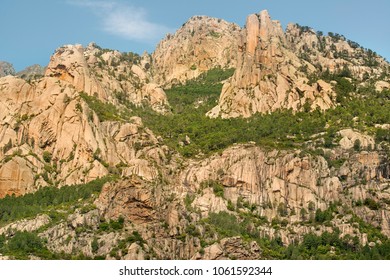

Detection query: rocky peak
(44, 43), (169, 113)
(0, 61), (16, 77)
(45, 44), (109, 101)
(208, 10), (335, 118)
(241, 10), (286, 73)
(0, 42), (171, 198)
(245, 14), (260, 57)
(152, 16), (241, 87)
(245, 10), (284, 56)
(208, 10), (389, 119)
(285, 23), (388, 79)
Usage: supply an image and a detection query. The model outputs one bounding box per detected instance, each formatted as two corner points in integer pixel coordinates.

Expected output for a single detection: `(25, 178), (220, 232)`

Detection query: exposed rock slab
(153, 16), (240, 87)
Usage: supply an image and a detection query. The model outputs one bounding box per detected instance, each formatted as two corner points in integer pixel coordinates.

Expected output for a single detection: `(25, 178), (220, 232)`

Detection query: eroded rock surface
(153, 16), (240, 87)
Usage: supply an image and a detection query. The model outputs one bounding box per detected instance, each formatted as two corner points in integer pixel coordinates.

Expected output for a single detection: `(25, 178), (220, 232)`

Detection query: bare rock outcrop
(177, 143), (389, 236)
(339, 129), (375, 150)
(0, 214), (51, 236)
(46, 44), (108, 100)
(153, 16), (240, 87)
(45, 44), (169, 113)
(0, 44), (171, 197)
(95, 179), (157, 224)
(0, 85), (165, 197)
(179, 145), (337, 220)
(208, 10), (388, 119)
(0, 156), (35, 197)
(208, 10), (335, 118)
(375, 81), (390, 92)
(285, 24), (388, 80)
(192, 237), (261, 260)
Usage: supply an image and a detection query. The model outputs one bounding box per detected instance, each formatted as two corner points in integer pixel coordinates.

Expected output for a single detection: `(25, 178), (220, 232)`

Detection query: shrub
(91, 237), (99, 253)
(353, 139), (361, 151)
(79, 92), (121, 122)
(277, 202), (288, 217)
(208, 211), (240, 237)
(2, 231), (52, 259)
(300, 208), (308, 221)
(364, 198), (380, 210)
(43, 151), (52, 163)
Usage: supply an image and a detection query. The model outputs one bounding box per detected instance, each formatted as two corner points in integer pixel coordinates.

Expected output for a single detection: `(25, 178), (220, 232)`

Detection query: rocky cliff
(208, 10), (388, 118)
(0, 10), (389, 260)
(46, 43), (169, 112)
(2, 137), (388, 260)
(0, 43), (170, 198)
(152, 16), (240, 87)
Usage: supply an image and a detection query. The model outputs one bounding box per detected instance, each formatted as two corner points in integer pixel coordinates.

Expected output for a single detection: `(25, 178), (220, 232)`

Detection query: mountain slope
(0, 43), (170, 198)
(208, 10), (388, 118)
(0, 61), (16, 77)
(152, 16), (240, 87)
(0, 10), (390, 260)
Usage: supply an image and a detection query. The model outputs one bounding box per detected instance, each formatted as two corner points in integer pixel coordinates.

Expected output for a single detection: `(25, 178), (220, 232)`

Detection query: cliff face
(0, 43), (170, 198)
(179, 143), (390, 236)
(46, 43), (169, 113)
(0, 72), (166, 197)
(208, 10), (388, 118)
(0, 10), (390, 260)
(152, 16), (240, 87)
(8, 141), (386, 260)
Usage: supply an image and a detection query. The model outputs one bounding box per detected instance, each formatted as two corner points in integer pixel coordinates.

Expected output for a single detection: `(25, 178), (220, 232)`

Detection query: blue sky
(1, 0), (389, 71)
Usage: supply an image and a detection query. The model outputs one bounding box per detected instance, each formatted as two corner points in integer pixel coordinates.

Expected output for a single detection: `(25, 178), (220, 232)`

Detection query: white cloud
(68, 0), (173, 42)
(102, 6), (173, 41)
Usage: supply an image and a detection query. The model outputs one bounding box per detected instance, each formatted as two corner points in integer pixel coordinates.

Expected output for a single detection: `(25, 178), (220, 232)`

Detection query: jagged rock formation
(0, 72), (167, 196)
(0, 61), (15, 77)
(0, 10), (390, 260)
(46, 43), (169, 113)
(208, 10), (388, 118)
(152, 16), (240, 87)
(0, 43), (171, 198)
(190, 144), (389, 234)
(285, 23), (388, 79)
(3, 138), (387, 260)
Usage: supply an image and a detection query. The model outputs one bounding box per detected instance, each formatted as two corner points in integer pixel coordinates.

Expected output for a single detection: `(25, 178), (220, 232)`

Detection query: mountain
(0, 62), (45, 81)
(0, 43), (169, 198)
(207, 10), (388, 118)
(0, 10), (390, 260)
(152, 16), (240, 87)
(16, 64), (45, 81)
(0, 61), (16, 77)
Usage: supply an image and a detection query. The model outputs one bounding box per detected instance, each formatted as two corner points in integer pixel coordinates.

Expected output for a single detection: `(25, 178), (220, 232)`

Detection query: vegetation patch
(0, 176), (116, 225)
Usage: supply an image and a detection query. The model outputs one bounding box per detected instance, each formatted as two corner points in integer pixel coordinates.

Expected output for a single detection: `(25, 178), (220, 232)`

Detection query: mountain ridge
(0, 9), (389, 260)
